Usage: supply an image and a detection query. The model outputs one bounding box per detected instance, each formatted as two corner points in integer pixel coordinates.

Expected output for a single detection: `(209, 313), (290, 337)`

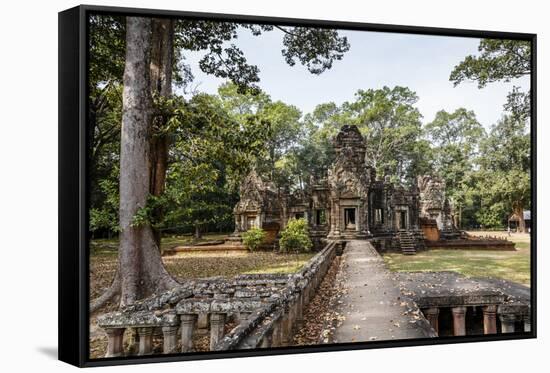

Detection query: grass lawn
(382, 231), (531, 286)
(90, 233), (314, 300)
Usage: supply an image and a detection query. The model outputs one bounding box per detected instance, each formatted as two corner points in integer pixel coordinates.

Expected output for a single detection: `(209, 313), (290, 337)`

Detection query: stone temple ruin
(96, 124), (528, 358)
(231, 124), (463, 255)
(98, 241), (340, 356)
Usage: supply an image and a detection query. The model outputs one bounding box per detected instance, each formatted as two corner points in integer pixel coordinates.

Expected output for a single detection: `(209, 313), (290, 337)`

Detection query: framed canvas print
(58, 4), (536, 367)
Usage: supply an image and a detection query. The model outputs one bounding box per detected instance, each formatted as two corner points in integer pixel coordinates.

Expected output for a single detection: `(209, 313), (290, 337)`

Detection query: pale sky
(178, 27), (530, 130)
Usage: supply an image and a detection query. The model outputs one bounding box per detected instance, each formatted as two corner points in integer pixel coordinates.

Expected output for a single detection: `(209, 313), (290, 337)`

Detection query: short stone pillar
(451, 306), (467, 336)
(197, 313), (210, 330)
(162, 326), (179, 354)
(210, 313), (227, 350)
(318, 270), (324, 287)
(137, 327), (153, 355)
(104, 328), (125, 357)
(180, 314), (197, 352)
(303, 283), (311, 305)
(260, 330), (273, 348)
(271, 321), (282, 347)
(482, 305), (497, 334)
(424, 308), (440, 335)
(280, 305), (293, 346)
(295, 293), (304, 327)
(125, 328), (140, 354)
(310, 278), (317, 299)
(499, 314), (516, 333)
(524, 315), (531, 332)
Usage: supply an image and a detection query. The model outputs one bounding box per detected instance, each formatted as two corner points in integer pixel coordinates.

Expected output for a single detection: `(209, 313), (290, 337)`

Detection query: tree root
(90, 270), (181, 314)
(90, 271), (121, 314)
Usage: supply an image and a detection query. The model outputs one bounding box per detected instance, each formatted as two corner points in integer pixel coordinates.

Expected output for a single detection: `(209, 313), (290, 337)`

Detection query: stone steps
(398, 230), (417, 255)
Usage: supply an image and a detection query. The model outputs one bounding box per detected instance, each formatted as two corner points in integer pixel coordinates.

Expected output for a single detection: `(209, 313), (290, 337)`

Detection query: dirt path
(333, 240), (435, 343)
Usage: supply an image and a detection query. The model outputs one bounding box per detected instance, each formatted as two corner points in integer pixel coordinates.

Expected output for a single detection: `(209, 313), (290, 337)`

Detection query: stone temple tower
(327, 125), (371, 239)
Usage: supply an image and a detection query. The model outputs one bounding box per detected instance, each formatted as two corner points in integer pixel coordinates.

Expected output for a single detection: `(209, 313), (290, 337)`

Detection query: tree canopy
(449, 39), (531, 88)
(448, 38), (531, 230)
(290, 86), (426, 185)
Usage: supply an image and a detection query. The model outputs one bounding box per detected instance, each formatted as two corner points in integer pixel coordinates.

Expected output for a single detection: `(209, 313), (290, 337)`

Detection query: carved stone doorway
(247, 216), (257, 230)
(397, 211), (407, 230)
(344, 208), (356, 230)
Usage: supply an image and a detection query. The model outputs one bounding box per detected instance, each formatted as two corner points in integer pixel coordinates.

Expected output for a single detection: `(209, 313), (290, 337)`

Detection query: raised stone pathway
(333, 240), (435, 343)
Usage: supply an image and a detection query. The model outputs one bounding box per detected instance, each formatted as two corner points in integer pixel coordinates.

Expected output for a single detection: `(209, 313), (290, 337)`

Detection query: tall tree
(450, 39), (531, 230)
(88, 15), (125, 237)
(162, 93), (270, 238)
(92, 17), (179, 310)
(477, 115), (530, 231)
(425, 108), (485, 227)
(290, 103), (347, 185)
(149, 18), (175, 247)
(348, 86), (423, 181)
(301, 87), (424, 183)
(217, 83), (303, 185)
(425, 109), (485, 193)
(91, 17), (351, 310)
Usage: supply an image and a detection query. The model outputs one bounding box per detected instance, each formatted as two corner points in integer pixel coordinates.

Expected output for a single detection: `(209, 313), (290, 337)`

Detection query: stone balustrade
(97, 241), (338, 357)
(421, 304), (531, 336)
(98, 310), (180, 356)
(395, 272), (531, 337)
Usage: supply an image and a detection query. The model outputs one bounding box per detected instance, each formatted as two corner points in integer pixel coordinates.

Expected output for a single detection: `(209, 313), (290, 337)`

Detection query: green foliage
(295, 86), (425, 184)
(88, 17), (532, 240)
(88, 16), (351, 238)
(425, 108), (486, 206)
(293, 102), (345, 181)
(348, 86), (424, 180)
(89, 15), (126, 86)
(158, 92), (271, 233)
(89, 16), (125, 238)
(89, 177), (120, 233)
(446, 39), (532, 229)
(475, 205), (506, 229)
(467, 114), (530, 228)
(175, 21), (349, 92)
(242, 227), (266, 251)
(130, 195), (167, 228)
(279, 218), (312, 253)
(450, 39), (531, 129)
(504, 86), (531, 123)
(279, 27), (350, 74)
(450, 39), (531, 88)
(217, 82), (303, 186)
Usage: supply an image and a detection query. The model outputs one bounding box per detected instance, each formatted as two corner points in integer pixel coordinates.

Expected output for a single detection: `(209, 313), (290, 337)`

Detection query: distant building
(508, 210), (531, 232)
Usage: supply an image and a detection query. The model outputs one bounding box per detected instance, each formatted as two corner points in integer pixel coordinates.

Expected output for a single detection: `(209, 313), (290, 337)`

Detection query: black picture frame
(58, 4), (537, 368)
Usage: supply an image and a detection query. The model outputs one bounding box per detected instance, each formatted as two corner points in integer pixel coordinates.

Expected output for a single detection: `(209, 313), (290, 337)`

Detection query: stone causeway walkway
(333, 240), (435, 343)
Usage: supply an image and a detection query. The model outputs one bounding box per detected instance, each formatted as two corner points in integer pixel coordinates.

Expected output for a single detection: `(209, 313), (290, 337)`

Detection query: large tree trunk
(91, 17), (179, 313)
(513, 203), (526, 233)
(194, 225), (202, 240)
(117, 16), (179, 308)
(149, 18), (174, 247)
